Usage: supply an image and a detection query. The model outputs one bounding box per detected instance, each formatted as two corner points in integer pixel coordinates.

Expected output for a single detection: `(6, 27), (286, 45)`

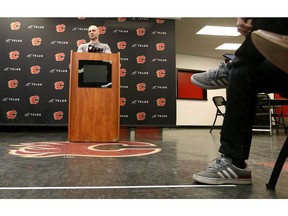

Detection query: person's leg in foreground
(192, 18), (288, 184)
(192, 60), (288, 185)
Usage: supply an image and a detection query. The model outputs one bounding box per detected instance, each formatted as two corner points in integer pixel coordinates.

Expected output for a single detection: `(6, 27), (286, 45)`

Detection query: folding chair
(266, 93), (288, 190)
(266, 136), (288, 189)
(253, 93), (287, 135)
(210, 96), (226, 133)
(253, 93), (273, 135)
(251, 30), (288, 190)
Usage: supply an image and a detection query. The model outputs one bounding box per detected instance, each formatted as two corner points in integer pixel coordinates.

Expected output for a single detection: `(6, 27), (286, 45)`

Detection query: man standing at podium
(77, 25), (111, 53)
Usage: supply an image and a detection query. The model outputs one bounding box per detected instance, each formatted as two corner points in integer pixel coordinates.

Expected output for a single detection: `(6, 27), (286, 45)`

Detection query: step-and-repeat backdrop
(0, 17), (176, 126)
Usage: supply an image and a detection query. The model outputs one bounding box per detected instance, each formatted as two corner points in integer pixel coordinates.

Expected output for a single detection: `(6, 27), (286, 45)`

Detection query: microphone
(88, 45), (104, 53)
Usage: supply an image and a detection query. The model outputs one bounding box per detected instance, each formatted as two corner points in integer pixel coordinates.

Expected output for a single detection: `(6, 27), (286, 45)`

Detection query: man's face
(88, 26), (99, 40)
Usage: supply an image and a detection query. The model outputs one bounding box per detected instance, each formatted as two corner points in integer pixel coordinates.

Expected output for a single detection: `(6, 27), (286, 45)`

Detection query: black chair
(271, 104), (287, 133)
(253, 93), (273, 134)
(210, 96), (226, 133)
(266, 136), (288, 189)
(266, 92), (288, 190)
(270, 93), (287, 134)
(253, 93), (287, 135)
(250, 30), (288, 190)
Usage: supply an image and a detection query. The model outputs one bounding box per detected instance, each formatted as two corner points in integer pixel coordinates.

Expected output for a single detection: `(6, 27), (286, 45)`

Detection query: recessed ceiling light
(196, 26), (240, 36)
(216, 43), (242, 50)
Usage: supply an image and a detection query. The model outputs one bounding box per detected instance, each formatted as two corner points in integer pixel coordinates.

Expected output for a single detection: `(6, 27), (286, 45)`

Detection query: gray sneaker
(192, 155), (252, 185)
(191, 62), (230, 89)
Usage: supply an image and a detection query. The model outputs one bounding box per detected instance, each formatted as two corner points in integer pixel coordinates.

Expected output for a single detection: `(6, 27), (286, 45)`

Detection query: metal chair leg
(210, 114), (218, 133)
(266, 136), (288, 190)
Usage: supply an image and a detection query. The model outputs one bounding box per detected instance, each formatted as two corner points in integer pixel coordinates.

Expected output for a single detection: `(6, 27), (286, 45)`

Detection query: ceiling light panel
(196, 26), (240, 36)
(216, 43), (242, 50)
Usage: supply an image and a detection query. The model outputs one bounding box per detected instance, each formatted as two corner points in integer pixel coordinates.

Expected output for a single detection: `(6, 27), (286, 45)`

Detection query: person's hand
(236, 18), (253, 36)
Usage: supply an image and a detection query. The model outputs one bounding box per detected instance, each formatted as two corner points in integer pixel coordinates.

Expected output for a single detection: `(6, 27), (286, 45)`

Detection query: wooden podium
(68, 51), (120, 142)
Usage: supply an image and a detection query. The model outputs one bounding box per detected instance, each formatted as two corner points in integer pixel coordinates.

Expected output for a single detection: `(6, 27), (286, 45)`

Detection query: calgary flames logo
(156, 42), (165, 51)
(117, 41), (126, 49)
(9, 51), (19, 60)
(98, 26), (106, 34)
(156, 98), (166, 106)
(7, 110), (17, 119)
(136, 55), (146, 64)
(8, 79), (18, 88)
(54, 111), (64, 120)
(118, 18), (126, 22)
(156, 69), (166, 78)
(136, 28), (145, 36)
(29, 95), (40, 105)
(156, 19), (165, 24)
(30, 65), (41, 74)
(120, 97), (126, 106)
(55, 53), (65, 61)
(136, 83), (146, 91)
(54, 81), (64, 90)
(31, 37), (42, 46)
(56, 24), (66, 33)
(76, 39), (86, 47)
(120, 68), (126, 77)
(8, 141), (161, 158)
(136, 112), (146, 121)
(10, 21), (21, 30)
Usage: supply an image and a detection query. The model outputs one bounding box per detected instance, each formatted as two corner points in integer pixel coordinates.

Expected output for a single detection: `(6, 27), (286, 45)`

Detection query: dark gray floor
(0, 126), (287, 200)
(2, 126), (288, 215)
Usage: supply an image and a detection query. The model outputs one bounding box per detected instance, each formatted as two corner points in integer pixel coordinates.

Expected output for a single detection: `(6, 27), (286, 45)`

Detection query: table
(270, 98), (288, 106)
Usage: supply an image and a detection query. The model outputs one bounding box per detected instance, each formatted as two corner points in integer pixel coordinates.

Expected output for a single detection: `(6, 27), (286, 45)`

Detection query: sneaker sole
(191, 76), (228, 90)
(252, 30), (288, 74)
(192, 174), (252, 185)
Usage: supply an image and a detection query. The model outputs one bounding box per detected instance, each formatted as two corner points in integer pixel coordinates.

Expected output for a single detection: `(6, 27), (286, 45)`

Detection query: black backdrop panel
(0, 18), (176, 126)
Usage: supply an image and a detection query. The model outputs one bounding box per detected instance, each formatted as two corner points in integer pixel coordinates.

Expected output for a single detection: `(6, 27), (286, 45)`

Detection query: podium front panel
(68, 52), (120, 142)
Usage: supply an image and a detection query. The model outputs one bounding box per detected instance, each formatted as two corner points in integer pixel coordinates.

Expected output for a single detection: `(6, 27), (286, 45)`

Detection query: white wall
(176, 54), (227, 126)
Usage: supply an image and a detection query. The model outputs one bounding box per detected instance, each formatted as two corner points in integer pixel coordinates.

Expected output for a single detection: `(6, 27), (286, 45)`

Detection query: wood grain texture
(68, 51), (120, 142)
